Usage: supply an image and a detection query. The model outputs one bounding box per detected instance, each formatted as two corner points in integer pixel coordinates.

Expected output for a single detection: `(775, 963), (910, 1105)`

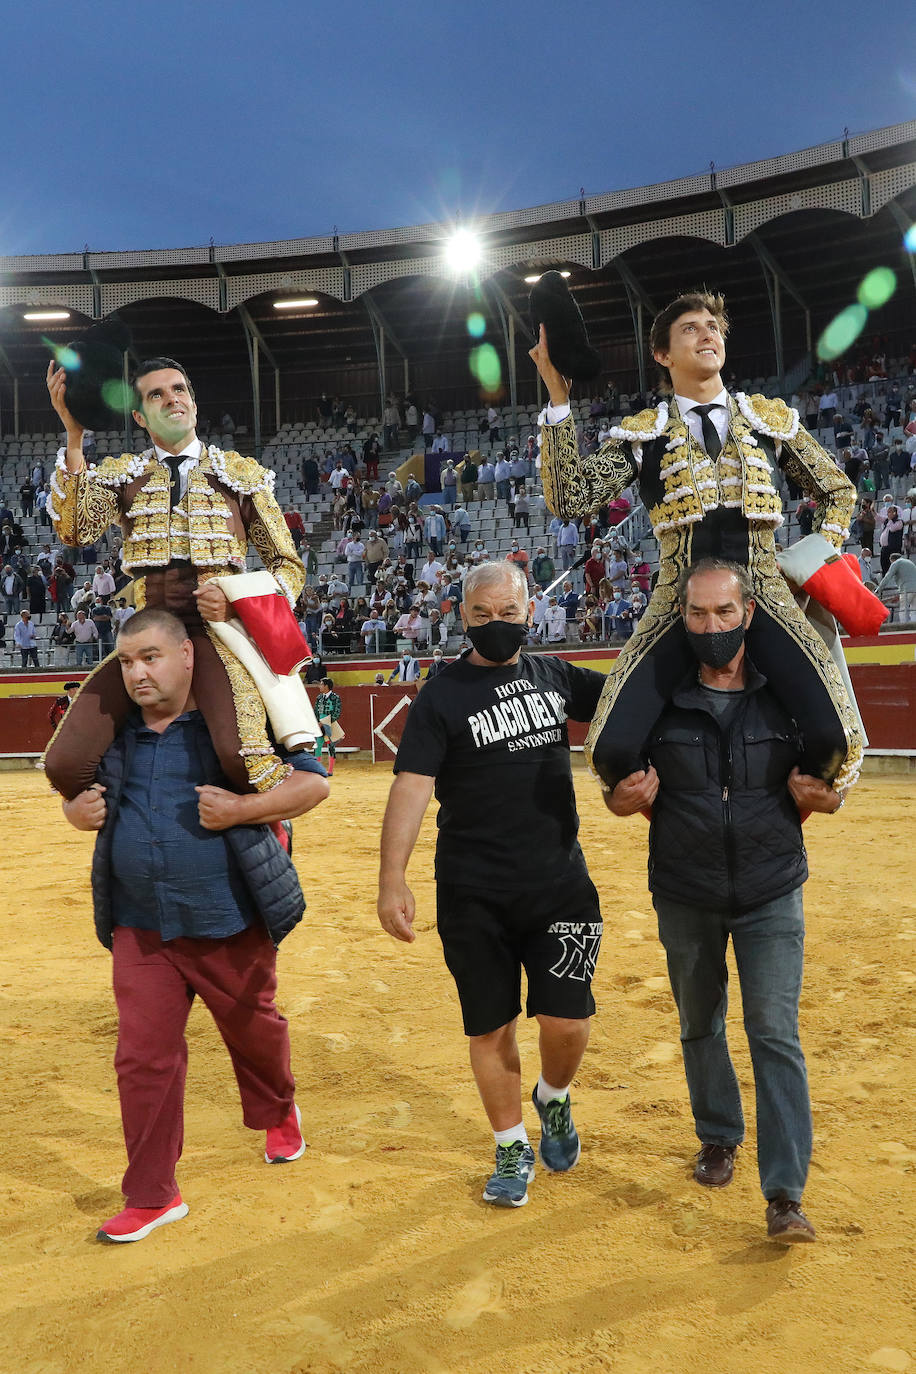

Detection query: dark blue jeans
(653, 887), (811, 1202)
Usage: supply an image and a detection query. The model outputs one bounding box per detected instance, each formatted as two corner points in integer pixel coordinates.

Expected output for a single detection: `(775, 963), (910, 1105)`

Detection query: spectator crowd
(3, 360), (916, 671)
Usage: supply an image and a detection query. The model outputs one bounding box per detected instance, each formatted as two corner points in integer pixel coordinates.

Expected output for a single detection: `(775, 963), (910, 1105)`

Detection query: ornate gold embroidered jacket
(47, 445), (304, 605)
(540, 393), (855, 552)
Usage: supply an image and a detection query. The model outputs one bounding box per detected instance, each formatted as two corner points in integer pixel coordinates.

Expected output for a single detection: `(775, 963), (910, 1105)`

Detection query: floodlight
(24, 310), (71, 321)
(445, 229), (482, 273)
(273, 298), (319, 309)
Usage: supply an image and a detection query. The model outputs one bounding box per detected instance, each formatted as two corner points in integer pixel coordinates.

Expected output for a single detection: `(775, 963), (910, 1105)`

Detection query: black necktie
(165, 456), (183, 509)
(692, 404), (722, 460)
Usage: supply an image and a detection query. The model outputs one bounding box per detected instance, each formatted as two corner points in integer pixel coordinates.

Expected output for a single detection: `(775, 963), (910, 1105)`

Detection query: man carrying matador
(45, 351), (316, 800)
(531, 288), (878, 797)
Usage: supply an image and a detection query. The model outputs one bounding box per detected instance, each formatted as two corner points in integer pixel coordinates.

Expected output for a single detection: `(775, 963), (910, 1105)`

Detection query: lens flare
(44, 338), (80, 370)
(101, 379), (134, 411)
(816, 304), (868, 362)
(466, 312), (486, 338)
(469, 343), (501, 390)
(857, 267), (896, 309)
(903, 224), (916, 253)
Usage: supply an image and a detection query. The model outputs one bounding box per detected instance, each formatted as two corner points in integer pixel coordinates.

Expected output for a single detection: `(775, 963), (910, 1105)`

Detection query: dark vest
(647, 665), (808, 913)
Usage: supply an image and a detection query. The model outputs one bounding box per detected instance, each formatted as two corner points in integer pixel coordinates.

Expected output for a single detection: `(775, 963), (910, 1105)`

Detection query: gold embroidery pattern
(120, 460), (249, 571)
(206, 620), (292, 793)
(744, 394), (798, 440)
(187, 465), (248, 568)
(75, 471), (121, 545)
(728, 417), (783, 525)
(247, 488), (306, 603)
(218, 451), (273, 492)
(649, 421), (706, 532)
(618, 407), (668, 439)
(747, 529), (862, 789)
(51, 450), (157, 551)
(48, 468), (122, 548)
(539, 414), (636, 518)
(583, 583), (680, 775)
(47, 466), (80, 547)
(780, 425), (856, 548)
(647, 422), (781, 533)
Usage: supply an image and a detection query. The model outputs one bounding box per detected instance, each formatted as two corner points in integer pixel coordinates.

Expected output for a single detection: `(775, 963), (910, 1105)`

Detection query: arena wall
(3, 643), (914, 762)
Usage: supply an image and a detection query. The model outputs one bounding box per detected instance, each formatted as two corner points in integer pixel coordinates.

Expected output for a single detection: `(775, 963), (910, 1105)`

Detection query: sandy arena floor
(0, 763), (914, 1374)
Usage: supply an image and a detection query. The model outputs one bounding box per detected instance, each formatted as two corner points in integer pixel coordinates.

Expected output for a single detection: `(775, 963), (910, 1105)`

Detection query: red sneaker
(265, 1103), (306, 1163)
(97, 1194), (188, 1244)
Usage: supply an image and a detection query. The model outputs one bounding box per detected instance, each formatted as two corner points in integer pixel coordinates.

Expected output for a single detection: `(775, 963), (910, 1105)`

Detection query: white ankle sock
(493, 1123), (528, 1147)
(536, 1075), (569, 1105)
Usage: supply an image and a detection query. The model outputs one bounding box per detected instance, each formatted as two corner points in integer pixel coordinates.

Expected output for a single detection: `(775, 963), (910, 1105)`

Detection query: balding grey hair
(678, 558), (754, 609)
(463, 560), (529, 605)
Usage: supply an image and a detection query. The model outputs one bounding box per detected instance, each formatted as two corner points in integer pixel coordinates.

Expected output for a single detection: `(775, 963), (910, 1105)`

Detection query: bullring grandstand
(0, 119), (914, 440)
(0, 121), (914, 756)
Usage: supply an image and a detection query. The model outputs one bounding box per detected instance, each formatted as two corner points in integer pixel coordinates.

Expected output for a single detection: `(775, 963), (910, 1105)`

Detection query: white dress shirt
(674, 389), (730, 449)
(153, 437), (203, 498)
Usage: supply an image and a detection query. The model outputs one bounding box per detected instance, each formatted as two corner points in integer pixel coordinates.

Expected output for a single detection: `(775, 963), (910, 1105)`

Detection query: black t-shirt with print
(394, 652), (605, 890)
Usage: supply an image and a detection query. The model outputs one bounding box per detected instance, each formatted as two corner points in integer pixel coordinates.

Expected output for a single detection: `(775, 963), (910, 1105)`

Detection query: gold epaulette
(94, 452), (154, 481)
(618, 408), (664, 439)
(211, 449), (275, 496)
(739, 394), (800, 442)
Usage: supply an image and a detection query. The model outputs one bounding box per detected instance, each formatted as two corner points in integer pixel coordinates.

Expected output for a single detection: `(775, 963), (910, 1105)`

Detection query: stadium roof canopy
(1, 120), (914, 437)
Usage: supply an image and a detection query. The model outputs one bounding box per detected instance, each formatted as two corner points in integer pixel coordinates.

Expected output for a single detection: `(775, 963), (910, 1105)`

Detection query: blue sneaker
(531, 1087), (581, 1172)
(482, 1141), (536, 1207)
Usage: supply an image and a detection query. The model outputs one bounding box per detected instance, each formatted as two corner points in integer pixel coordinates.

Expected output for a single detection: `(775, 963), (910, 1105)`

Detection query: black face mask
(686, 621), (747, 669)
(466, 619), (528, 663)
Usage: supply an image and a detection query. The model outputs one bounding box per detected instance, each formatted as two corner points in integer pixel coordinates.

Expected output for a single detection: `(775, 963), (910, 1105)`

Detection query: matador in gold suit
(45, 439), (305, 798)
(540, 392), (862, 793)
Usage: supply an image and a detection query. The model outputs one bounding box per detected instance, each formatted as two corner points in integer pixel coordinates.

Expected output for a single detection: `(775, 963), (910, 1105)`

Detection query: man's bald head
(115, 606), (187, 646)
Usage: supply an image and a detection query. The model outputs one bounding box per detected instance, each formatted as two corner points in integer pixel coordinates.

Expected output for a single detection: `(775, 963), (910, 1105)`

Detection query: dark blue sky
(3, 0), (914, 255)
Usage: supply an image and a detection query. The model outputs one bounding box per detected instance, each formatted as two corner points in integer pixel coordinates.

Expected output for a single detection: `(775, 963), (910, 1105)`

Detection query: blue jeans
(75, 641), (95, 666)
(653, 887), (811, 1201)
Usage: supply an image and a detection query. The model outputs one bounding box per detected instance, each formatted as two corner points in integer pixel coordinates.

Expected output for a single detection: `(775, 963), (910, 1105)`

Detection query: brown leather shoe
(693, 1143), (737, 1187)
(766, 1198), (816, 1243)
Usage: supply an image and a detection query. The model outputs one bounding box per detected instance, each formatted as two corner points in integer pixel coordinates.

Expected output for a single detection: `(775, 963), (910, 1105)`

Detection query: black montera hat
(529, 271), (601, 382)
(48, 319), (132, 430)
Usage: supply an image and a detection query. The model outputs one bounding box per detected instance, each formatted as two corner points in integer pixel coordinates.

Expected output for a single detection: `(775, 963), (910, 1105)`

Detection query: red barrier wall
(848, 664), (916, 750)
(4, 665), (915, 762)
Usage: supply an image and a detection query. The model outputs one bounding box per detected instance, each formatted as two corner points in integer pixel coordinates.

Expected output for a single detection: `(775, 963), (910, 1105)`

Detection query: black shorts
(436, 872), (602, 1036)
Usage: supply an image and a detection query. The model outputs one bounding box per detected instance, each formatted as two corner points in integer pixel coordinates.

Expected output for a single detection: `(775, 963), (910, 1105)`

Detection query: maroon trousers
(111, 924), (295, 1207)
